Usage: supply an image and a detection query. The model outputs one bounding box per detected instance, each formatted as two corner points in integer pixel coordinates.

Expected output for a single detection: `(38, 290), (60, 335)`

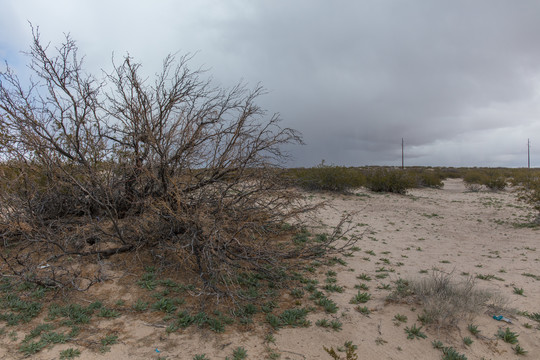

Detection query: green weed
(467, 324), (480, 336)
(513, 344), (527, 355)
(497, 327), (518, 344)
(404, 324), (427, 340)
(349, 291), (371, 304)
(513, 287), (525, 296)
(59, 348), (81, 359)
(441, 346), (467, 360)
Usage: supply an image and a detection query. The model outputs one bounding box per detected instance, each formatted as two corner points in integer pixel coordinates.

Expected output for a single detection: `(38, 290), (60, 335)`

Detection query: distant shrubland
(286, 165), (540, 222)
(286, 165), (445, 194)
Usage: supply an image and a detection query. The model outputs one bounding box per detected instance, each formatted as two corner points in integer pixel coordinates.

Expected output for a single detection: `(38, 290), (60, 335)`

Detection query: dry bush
(0, 28), (357, 296)
(388, 271), (497, 328)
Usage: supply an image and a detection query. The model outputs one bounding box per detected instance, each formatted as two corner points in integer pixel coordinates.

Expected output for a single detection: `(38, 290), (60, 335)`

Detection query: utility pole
(401, 138), (404, 169)
(528, 138), (530, 169)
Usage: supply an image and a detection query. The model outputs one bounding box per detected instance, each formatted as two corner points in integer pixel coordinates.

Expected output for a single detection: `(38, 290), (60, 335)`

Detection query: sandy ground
(1, 179), (539, 359)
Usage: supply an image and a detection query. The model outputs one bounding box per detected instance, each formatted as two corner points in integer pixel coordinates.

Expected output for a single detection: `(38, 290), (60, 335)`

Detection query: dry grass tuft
(388, 271), (503, 328)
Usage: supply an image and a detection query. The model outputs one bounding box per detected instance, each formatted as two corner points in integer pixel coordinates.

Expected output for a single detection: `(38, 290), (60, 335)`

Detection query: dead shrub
(388, 271), (496, 328)
(0, 28), (358, 296)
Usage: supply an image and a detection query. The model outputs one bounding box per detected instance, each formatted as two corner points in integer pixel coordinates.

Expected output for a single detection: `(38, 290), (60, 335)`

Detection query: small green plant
(261, 301), (277, 313)
(19, 341), (47, 355)
(8, 330), (17, 341)
(60, 348), (81, 359)
(266, 308), (311, 329)
(330, 319), (343, 331)
(98, 307), (121, 318)
(441, 346), (467, 360)
(327, 257), (347, 266)
(151, 297), (182, 313)
(132, 299), (148, 312)
(467, 324), (480, 336)
(475, 273), (504, 281)
(463, 336), (473, 346)
(193, 355), (210, 360)
(47, 303), (93, 324)
(23, 323), (55, 343)
(323, 284), (345, 293)
(316, 319), (330, 327)
(41, 331), (68, 344)
(349, 291), (371, 304)
(354, 283), (369, 291)
(404, 324), (427, 340)
(523, 311), (540, 322)
(522, 272), (540, 281)
(290, 288), (305, 298)
(356, 273), (372, 281)
(497, 327), (519, 344)
(432, 340), (443, 349)
(315, 297), (339, 313)
(207, 317), (226, 333)
(0, 294), (43, 325)
(100, 334), (118, 353)
(68, 326), (80, 338)
(513, 287), (525, 296)
(137, 269), (158, 290)
(356, 306), (370, 315)
(513, 344), (527, 355)
(394, 314), (407, 323)
(231, 346), (248, 360)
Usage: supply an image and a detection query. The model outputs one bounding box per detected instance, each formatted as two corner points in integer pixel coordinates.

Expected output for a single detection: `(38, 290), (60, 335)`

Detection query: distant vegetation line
(284, 164), (540, 221)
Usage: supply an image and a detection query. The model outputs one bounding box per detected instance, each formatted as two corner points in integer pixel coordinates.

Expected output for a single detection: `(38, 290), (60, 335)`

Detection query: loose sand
(1, 179), (539, 359)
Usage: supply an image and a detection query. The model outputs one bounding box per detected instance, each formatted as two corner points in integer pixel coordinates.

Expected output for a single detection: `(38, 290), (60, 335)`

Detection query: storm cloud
(2, 0), (540, 167)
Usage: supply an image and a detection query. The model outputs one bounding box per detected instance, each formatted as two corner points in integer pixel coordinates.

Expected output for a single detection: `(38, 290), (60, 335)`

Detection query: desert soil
(1, 179), (539, 359)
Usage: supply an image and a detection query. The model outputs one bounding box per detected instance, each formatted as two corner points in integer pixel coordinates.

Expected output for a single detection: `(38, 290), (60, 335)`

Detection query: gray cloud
(2, 0), (540, 167)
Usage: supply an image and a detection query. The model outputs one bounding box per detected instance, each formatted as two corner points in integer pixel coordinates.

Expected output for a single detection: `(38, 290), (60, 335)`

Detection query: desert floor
(1, 179), (539, 359)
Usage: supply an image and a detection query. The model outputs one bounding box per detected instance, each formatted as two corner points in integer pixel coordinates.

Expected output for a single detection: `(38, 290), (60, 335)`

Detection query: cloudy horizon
(1, 1), (539, 168)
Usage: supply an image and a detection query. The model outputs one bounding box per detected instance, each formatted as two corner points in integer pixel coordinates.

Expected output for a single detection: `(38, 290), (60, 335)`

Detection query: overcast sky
(2, 0), (540, 167)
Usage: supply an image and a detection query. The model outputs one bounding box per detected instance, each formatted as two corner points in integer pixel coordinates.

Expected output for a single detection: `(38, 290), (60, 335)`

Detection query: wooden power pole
(528, 139), (530, 169)
(401, 138), (404, 169)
